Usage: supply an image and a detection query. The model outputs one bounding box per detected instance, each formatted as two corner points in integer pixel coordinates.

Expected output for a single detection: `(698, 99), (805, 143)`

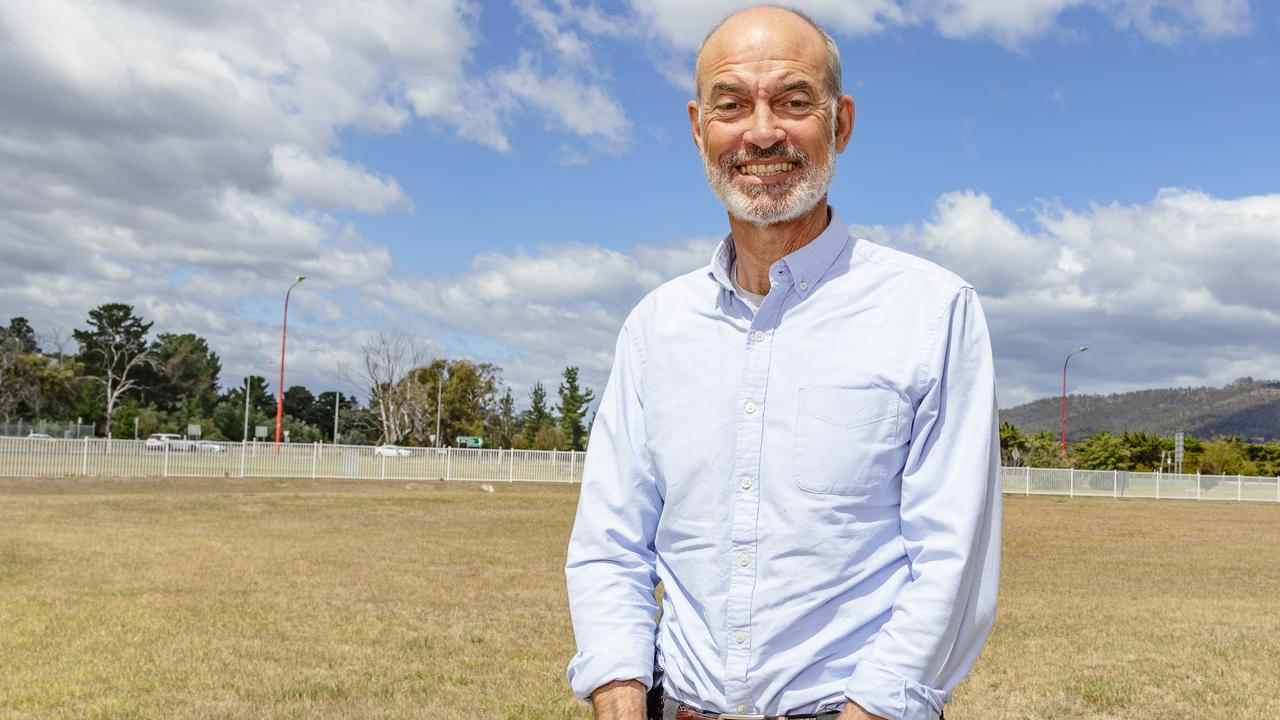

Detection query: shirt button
(798, 280), (808, 290)
(740, 476), (753, 490)
(737, 553), (750, 567)
(733, 631), (746, 645)
(744, 401), (757, 414)
(752, 330), (765, 342)
(737, 705), (749, 714)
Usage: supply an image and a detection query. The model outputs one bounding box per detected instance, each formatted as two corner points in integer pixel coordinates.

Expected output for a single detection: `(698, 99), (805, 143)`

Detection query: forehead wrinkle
(703, 63), (822, 101)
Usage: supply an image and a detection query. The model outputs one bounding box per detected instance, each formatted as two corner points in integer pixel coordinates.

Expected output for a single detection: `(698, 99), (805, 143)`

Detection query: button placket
(723, 295), (780, 710)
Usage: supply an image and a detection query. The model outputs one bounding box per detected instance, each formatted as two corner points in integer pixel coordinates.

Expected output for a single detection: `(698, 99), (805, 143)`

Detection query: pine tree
(523, 381), (551, 447)
(556, 366), (595, 451)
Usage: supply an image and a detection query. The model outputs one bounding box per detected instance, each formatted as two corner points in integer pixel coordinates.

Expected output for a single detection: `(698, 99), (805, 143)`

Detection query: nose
(742, 103), (785, 149)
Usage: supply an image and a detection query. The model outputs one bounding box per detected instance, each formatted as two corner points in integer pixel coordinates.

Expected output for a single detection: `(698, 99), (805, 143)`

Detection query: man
(566, 6), (1000, 720)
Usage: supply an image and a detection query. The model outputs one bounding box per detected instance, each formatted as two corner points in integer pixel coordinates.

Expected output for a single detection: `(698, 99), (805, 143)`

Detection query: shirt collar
(706, 207), (851, 301)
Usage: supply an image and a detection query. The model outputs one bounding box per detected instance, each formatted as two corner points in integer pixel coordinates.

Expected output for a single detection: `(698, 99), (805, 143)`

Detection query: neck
(730, 200), (830, 295)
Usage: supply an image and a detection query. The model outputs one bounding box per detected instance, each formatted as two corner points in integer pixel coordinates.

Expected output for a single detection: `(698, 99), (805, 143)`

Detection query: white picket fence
(1000, 466), (1280, 503)
(2, 436), (1278, 502)
(0, 437), (582, 484)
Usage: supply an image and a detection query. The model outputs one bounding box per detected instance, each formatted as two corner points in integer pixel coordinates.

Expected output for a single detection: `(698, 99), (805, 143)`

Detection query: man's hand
(590, 679), (647, 720)
(838, 699), (888, 720)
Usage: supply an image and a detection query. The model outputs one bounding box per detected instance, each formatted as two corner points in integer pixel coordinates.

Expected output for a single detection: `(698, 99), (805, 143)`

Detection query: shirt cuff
(566, 636), (656, 702)
(845, 659), (946, 720)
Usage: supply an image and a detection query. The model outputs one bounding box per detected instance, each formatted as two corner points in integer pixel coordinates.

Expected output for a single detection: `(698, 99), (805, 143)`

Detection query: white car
(26, 432), (54, 441)
(374, 444), (412, 458)
(145, 433), (192, 452)
(194, 441), (227, 454)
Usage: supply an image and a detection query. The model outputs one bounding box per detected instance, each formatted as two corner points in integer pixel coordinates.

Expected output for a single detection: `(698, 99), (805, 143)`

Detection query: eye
(716, 101), (741, 112)
(785, 99), (812, 109)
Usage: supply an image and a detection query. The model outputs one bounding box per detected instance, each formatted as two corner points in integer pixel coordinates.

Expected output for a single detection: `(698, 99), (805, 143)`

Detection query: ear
(688, 100), (704, 153)
(834, 94), (855, 153)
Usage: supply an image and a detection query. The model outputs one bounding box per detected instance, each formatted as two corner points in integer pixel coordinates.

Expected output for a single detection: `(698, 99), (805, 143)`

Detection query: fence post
(1237, 474), (1242, 502)
(239, 441), (246, 478)
(81, 437), (89, 476)
(508, 450), (515, 483)
(1069, 468), (1074, 498)
(570, 451), (578, 484)
(1156, 471), (1161, 499)
(1113, 469), (1118, 499)
(445, 448), (452, 481)
(380, 452), (386, 480)
(311, 442), (318, 480)
(163, 442), (170, 478)
(1025, 466), (1030, 496)
(1196, 472), (1201, 500)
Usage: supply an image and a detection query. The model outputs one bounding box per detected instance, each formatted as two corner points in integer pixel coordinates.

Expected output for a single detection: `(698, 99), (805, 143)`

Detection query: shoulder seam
(852, 240), (973, 291)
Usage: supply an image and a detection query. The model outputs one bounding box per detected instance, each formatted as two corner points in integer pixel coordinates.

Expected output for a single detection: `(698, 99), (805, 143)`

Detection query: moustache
(719, 143), (809, 169)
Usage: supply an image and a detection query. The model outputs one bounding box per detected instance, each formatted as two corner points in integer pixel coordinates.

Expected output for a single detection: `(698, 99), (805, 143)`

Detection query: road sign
(187, 423), (202, 438)
(455, 436), (484, 448)
(255, 425), (269, 440)
(1174, 432), (1184, 462)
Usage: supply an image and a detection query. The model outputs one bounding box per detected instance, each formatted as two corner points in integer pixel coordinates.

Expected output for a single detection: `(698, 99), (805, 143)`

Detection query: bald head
(693, 6), (842, 106)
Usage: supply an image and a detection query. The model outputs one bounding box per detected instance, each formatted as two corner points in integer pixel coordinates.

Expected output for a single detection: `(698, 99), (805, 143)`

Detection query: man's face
(689, 11), (853, 226)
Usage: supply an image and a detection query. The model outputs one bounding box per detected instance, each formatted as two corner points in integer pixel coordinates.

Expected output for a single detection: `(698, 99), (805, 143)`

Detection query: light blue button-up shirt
(566, 210), (1001, 720)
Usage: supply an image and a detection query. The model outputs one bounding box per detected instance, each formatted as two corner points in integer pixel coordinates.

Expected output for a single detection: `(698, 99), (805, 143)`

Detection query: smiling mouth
(736, 162), (797, 177)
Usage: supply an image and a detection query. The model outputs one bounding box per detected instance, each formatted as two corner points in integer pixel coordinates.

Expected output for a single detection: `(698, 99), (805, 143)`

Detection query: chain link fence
(0, 420), (96, 439)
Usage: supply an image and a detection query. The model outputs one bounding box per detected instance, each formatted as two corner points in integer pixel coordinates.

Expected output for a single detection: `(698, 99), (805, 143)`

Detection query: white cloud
(625, 0), (1256, 77)
(492, 55), (632, 148)
(271, 146), (409, 213)
(515, 0), (594, 65)
(0, 0), (641, 399)
(860, 188), (1280, 406)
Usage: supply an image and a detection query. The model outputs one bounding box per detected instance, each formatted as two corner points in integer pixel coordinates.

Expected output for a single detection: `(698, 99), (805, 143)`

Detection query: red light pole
(1060, 345), (1088, 456)
(275, 275), (305, 444)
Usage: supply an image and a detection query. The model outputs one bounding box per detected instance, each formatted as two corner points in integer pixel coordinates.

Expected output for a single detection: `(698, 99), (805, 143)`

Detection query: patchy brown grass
(0, 478), (1276, 719)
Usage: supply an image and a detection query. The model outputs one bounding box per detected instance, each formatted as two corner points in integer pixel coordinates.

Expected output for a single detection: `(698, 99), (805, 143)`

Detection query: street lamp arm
(1060, 346), (1089, 456)
(275, 276), (305, 445)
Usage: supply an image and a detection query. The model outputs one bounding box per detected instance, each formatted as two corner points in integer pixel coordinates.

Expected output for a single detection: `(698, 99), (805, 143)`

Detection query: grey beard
(701, 140), (836, 227)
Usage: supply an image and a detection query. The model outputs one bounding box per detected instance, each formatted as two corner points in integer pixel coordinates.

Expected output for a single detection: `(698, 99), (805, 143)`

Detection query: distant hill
(1000, 378), (1280, 443)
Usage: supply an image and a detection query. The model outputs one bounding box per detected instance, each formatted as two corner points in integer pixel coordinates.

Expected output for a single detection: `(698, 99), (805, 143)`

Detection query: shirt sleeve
(565, 315), (664, 701)
(844, 287), (1003, 720)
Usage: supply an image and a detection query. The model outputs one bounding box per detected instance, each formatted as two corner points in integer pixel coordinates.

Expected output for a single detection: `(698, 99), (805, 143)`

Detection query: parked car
(374, 444), (412, 458)
(145, 433), (193, 452)
(26, 432), (54, 441)
(194, 441), (227, 454)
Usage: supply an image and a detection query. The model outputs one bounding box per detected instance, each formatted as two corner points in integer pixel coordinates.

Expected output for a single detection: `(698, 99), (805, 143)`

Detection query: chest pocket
(793, 386), (906, 496)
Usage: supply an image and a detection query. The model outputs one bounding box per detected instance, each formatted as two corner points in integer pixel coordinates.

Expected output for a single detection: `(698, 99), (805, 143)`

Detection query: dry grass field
(0, 478), (1277, 719)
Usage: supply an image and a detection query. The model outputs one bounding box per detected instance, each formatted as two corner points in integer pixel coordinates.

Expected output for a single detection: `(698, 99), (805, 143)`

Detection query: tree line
(0, 306), (595, 450)
(1000, 422), (1280, 477)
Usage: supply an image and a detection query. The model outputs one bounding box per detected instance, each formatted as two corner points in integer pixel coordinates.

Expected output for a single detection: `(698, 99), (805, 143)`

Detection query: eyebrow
(780, 80), (817, 94)
(709, 81), (744, 96)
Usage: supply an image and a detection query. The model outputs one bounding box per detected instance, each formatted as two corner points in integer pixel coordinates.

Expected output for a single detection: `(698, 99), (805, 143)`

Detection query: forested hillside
(1001, 378), (1280, 442)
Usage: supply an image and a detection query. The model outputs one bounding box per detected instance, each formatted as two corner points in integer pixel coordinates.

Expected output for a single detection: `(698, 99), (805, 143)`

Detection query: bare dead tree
(44, 326), (71, 366)
(341, 331), (427, 445)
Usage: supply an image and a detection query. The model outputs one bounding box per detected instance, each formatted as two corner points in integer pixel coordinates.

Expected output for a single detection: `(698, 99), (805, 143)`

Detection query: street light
(275, 275), (305, 444)
(1060, 345), (1089, 456)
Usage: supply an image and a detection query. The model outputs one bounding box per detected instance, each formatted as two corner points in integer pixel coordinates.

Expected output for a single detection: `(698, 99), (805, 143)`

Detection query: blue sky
(1, 0), (1277, 408)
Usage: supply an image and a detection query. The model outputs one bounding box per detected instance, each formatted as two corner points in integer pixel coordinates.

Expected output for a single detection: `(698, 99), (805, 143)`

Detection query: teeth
(737, 162), (796, 176)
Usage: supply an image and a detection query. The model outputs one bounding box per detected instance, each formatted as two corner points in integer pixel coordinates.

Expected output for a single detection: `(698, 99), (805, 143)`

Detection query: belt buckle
(718, 715), (766, 720)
